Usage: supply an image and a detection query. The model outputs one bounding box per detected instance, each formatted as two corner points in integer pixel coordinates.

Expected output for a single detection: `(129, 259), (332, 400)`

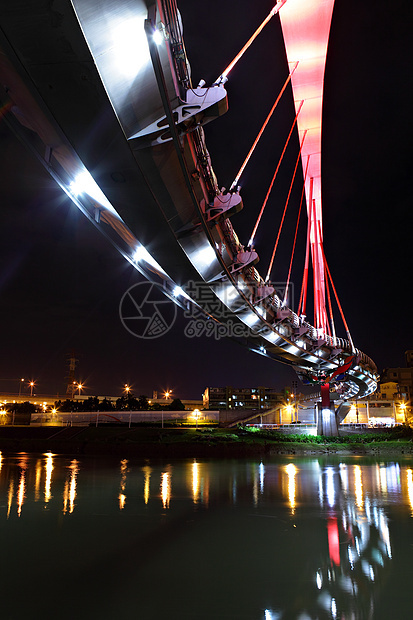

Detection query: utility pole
(65, 352), (78, 399)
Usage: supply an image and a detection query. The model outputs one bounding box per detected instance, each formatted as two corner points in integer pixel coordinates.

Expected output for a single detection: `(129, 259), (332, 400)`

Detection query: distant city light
(75, 382), (84, 397)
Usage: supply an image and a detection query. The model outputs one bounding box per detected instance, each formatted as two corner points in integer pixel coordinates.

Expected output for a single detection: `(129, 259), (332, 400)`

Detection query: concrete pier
(316, 405), (338, 436)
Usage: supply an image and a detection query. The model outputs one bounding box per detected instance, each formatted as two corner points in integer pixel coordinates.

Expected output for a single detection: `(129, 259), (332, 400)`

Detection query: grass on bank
(237, 424), (413, 443)
(1, 424), (413, 453)
(141, 424), (413, 446)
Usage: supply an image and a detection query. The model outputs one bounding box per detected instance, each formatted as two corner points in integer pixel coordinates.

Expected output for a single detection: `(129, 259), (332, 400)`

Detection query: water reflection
(0, 454), (412, 618)
(285, 463), (297, 514)
(7, 478), (13, 519)
(118, 459), (128, 510)
(17, 454), (27, 517)
(34, 458), (41, 501)
(292, 461), (397, 620)
(63, 460), (79, 515)
(192, 460), (199, 503)
(161, 468), (171, 509)
(44, 452), (53, 503)
(354, 464), (363, 508)
(142, 465), (151, 505)
(407, 468), (413, 514)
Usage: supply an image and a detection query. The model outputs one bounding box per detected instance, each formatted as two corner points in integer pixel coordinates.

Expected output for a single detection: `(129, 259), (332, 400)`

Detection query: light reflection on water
(63, 459), (79, 515)
(0, 452), (413, 619)
(44, 451), (53, 503)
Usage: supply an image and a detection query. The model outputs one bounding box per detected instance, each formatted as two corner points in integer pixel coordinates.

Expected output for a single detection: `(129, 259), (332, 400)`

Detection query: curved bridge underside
(0, 0), (378, 398)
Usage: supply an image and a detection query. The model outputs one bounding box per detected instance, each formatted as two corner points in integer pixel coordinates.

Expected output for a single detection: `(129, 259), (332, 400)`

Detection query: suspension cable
(317, 222), (355, 350)
(298, 230), (310, 316)
(214, 0), (288, 84)
(249, 100), (303, 247)
(298, 159), (311, 317)
(265, 129), (307, 282)
(229, 62), (298, 191)
(325, 266), (337, 342)
(283, 153), (309, 306)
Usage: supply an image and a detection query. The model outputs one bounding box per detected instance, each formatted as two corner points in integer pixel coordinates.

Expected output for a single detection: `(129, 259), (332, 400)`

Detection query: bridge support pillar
(316, 383), (338, 436)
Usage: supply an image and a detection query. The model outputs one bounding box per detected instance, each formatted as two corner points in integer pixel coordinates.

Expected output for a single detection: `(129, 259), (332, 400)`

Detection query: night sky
(0, 0), (411, 400)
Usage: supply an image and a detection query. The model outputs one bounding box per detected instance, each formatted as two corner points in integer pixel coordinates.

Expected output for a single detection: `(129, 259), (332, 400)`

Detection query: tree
(57, 399), (76, 412)
(6, 401), (36, 414)
(99, 398), (114, 412)
(116, 394), (139, 410)
(82, 396), (99, 411)
(168, 398), (185, 411)
(137, 395), (149, 410)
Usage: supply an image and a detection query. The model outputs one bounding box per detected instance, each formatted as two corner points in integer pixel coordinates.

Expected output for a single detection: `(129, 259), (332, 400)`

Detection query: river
(1, 452), (412, 619)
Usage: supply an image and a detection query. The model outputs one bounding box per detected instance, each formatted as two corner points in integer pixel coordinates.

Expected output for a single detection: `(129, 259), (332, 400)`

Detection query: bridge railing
(30, 410), (220, 427)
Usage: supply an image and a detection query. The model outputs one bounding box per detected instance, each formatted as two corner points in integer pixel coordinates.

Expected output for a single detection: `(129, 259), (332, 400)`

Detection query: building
(378, 382), (399, 400)
(203, 386), (283, 410)
(380, 350), (413, 401)
(148, 397), (203, 411)
(341, 399), (407, 427)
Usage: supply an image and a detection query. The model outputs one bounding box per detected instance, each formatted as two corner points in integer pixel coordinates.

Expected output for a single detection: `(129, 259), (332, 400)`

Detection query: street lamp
(164, 390), (172, 400)
(76, 382), (83, 397)
(29, 381), (35, 397)
(18, 378), (24, 397)
(285, 403), (294, 423)
(124, 384), (131, 395)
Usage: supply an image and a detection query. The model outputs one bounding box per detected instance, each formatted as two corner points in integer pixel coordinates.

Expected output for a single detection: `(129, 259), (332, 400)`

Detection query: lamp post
(29, 381), (35, 397)
(18, 378), (24, 398)
(285, 403), (294, 424)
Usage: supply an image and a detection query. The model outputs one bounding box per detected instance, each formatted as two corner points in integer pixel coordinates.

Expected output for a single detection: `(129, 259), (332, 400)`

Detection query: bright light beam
(70, 169), (117, 215)
(112, 17), (151, 79)
(214, 0), (288, 84)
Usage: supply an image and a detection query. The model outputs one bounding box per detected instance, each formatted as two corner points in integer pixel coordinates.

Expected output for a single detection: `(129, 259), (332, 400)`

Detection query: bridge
(0, 0), (379, 434)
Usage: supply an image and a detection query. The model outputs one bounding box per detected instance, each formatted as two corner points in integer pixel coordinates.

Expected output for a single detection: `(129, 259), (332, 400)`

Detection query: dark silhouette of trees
(168, 398), (185, 411)
(53, 395), (186, 412)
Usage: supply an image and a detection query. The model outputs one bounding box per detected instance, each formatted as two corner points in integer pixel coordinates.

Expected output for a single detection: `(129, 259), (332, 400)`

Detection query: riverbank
(1, 426), (413, 458)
